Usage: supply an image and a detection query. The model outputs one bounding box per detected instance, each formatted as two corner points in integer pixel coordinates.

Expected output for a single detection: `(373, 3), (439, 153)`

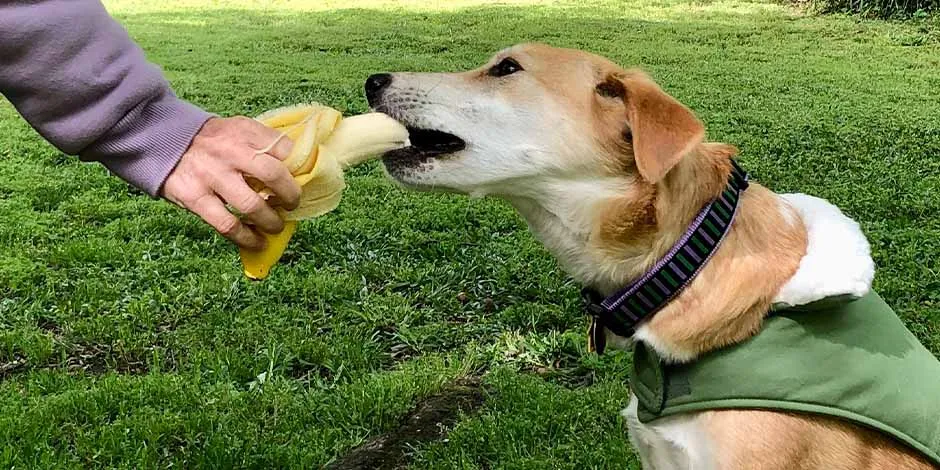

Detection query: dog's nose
(365, 73), (393, 105)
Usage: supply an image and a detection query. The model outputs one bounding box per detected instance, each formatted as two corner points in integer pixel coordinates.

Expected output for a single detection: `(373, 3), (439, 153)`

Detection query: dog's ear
(619, 71), (705, 184)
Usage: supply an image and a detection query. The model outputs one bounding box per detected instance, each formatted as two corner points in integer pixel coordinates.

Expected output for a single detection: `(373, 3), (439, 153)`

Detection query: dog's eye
(489, 57), (523, 77)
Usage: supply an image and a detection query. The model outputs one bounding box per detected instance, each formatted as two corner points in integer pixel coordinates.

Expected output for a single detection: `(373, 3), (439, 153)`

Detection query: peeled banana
(238, 104), (409, 280)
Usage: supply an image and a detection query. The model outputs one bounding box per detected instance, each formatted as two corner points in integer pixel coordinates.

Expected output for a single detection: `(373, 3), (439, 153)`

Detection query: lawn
(1, 0), (938, 467)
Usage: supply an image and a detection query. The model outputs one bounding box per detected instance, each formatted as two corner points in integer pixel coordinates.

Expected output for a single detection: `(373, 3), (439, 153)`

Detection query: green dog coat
(631, 292), (940, 466)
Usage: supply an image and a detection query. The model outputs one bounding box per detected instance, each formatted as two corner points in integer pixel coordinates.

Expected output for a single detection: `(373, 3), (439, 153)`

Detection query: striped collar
(582, 160), (749, 354)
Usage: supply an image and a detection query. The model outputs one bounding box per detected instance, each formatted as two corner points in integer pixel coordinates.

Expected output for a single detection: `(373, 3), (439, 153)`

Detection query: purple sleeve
(0, 0), (213, 196)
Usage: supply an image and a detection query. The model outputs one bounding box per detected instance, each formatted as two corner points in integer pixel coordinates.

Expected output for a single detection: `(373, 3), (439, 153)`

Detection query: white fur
(778, 195), (800, 228)
(374, 56), (601, 195)
(624, 394), (717, 469)
(506, 177), (650, 293)
(632, 325), (696, 363)
(772, 193), (875, 309)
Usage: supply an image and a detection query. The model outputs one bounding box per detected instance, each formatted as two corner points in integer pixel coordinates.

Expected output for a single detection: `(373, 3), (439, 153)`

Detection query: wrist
(80, 92), (214, 197)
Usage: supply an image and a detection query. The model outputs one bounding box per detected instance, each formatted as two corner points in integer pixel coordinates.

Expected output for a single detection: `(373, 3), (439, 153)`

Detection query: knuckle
(236, 192), (266, 215)
(187, 192), (214, 212)
(247, 157), (272, 177)
(258, 161), (289, 183)
(191, 162), (215, 180)
(234, 116), (258, 131)
(175, 193), (199, 209)
(215, 215), (240, 236)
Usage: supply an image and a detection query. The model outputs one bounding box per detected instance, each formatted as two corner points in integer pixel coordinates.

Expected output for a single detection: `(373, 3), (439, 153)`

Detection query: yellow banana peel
(238, 104), (409, 280)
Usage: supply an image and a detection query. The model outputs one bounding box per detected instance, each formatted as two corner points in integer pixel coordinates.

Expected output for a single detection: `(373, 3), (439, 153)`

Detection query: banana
(238, 220), (297, 281)
(238, 104), (409, 280)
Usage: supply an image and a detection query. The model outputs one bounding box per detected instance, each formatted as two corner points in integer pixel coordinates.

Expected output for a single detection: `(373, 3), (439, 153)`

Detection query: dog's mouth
(405, 127), (466, 155)
(382, 125), (466, 172)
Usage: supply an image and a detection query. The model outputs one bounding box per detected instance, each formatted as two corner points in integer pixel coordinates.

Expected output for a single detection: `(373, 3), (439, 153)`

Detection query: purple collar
(582, 160), (749, 354)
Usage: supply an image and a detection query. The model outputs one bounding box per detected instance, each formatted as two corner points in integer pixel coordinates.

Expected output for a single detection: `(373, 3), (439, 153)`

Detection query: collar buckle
(730, 159), (750, 190)
(581, 288), (606, 318)
(582, 288), (608, 354)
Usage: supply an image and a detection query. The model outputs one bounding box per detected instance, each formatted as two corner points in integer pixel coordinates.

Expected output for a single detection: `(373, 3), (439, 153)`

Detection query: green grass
(0, 0), (938, 467)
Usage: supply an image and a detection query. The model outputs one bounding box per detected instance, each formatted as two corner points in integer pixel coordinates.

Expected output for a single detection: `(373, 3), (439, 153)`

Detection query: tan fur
(703, 410), (936, 470)
(520, 44), (934, 468)
(600, 151), (810, 357)
(379, 43), (935, 469)
(621, 71), (706, 183)
(582, 63), (808, 356)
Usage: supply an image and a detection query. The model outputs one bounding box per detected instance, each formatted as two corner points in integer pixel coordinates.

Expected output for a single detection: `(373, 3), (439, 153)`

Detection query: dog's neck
(506, 144), (745, 296)
(506, 145), (812, 362)
(505, 175), (653, 294)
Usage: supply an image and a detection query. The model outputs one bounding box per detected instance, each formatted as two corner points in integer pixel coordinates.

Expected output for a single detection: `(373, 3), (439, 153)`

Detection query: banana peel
(238, 104), (409, 280)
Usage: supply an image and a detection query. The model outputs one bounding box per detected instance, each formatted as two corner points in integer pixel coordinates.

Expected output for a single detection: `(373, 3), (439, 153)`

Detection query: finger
(238, 117), (294, 161)
(191, 193), (265, 250)
(266, 195), (289, 209)
(212, 175), (285, 234)
(243, 152), (301, 211)
(263, 132), (294, 162)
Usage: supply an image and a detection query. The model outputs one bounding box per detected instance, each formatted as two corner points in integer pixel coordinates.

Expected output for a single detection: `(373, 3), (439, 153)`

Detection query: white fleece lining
(772, 193), (875, 309)
(620, 193), (875, 362)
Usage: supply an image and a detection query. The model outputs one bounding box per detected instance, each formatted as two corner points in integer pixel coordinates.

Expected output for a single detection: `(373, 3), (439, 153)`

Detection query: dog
(364, 43), (940, 470)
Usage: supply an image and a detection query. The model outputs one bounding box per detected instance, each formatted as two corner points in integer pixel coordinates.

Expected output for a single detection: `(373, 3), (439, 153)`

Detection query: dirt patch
(37, 316), (61, 334)
(0, 356), (28, 379)
(0, 342), (162, 381)
(56, 341), (152, 375)
(327, 378), (487, 470)
(1, 318), (178, 381)
(527, 364), (596, 389)
(285, 357), (334, 384)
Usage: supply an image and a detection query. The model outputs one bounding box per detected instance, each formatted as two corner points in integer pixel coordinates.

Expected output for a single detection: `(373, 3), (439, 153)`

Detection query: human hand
(160, 117), (300, 250)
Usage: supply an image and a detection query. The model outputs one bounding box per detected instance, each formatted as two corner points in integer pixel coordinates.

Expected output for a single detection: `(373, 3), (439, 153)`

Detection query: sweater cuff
(81, 93), (214, 197)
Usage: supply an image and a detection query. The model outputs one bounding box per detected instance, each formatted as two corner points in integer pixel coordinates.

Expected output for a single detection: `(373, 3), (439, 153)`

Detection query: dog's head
(366, 43), (707, 198)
